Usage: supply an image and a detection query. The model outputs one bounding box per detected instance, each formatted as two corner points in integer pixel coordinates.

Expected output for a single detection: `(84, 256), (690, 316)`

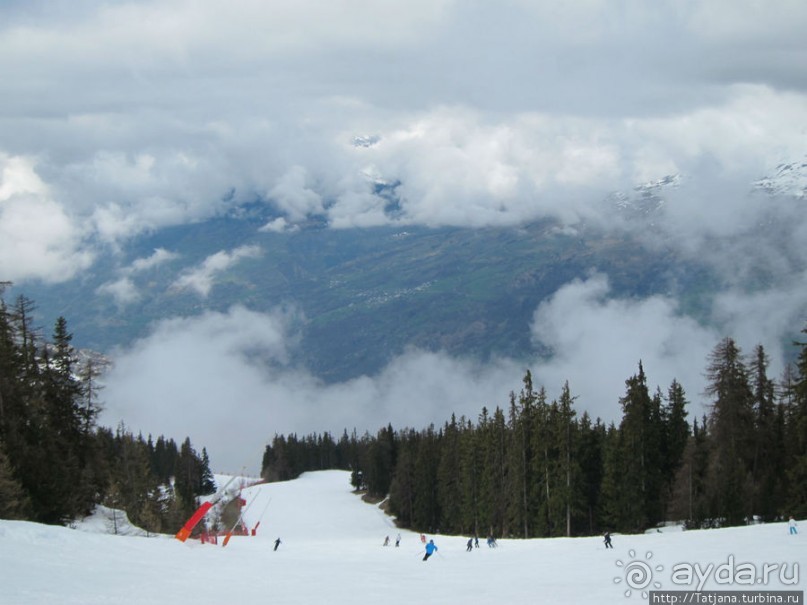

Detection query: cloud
(130, 248), (179, 273)
(172, 245), (262, 297)
(0, 154), (93, 283)
(101, 306), (295, 473)
(712, 276), (807, 363)
(259, 217), (298, 234)
(4, 1), (806, 471)
(96, 277), (139, 306)
(528, 274), (721, 422)
(0, 2), (804, 277)
(267, 166), (324, 223)
(101, 269), (803, 473)
(97, 248), (180, 305)
(101, 305), (525, 474)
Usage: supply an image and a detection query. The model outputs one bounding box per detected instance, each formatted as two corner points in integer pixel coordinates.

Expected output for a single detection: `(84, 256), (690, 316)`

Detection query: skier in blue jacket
(423, 539), (438, 561)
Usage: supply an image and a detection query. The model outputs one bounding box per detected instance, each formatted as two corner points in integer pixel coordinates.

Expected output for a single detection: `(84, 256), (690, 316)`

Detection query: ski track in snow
(1, 470), (804, 604)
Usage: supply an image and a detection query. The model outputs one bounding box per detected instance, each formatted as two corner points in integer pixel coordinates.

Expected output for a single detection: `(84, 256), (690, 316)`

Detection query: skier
(274, 537), (282, 551)
(383, 535), (390, 546)
(423, 539), (438, 561)
(466, 538), (473, 552)
(395, 533), (401, 547)
(474, 535), (479, 548)
(603, 531), (613, 549)
(789, 517), (798, 535)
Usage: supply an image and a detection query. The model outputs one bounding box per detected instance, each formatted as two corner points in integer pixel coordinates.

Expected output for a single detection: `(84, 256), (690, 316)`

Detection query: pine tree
(412, 425), (440, 532)
(388, 429), (418, 527)
(529, 386), (554, 537)
(705, 337), (755, 525)
(576, 412), (605, 534)
(437, 415), (463, 533)
(783, 326), (807, 516)
(365, 424), (396, 498)
(555, 381), (580, 537)
(505, 386), (530, 537)
(668, 417), (711, 527)
(663, 380), (690, 487)
(599, 422), (625, 531)
(0, 442), (29, 519)
(199, 448), (216, 496)
(174, 437), (202, 517)
(478, 407), (507, 538)
(749, 345), (780, 520)
(457, 417), (481, 536)
(608, 362), (665, 530)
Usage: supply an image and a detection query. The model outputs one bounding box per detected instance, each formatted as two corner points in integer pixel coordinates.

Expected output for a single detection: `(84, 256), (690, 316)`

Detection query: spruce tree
(388, 429), (418, 527)
(704, 337), (755, 525)
(599, 422), (625, 531)
(199, 448), (216, 496)
(555, 381), (580, 537)
(668, 417), (711, 527)
(749, 345), (780, 520)
(457, 417), (481, 537)
(0, 443), (29, 519)
(783, 326), (807, 516)
(663, 380), (690, 486)
(576, 412), (605, 534)
(437, 415), (463, 533)
(609, 362), (665, 530)
(412, 425), (440, 532)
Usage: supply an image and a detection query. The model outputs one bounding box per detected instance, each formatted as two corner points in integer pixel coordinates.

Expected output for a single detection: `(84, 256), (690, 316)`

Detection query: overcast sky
(1, 1), (806, 472)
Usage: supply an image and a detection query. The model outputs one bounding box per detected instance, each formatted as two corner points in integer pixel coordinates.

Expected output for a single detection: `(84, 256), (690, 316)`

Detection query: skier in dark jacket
(274, 537), (282, 551)
(423, 539), (438, 561)
(466, 538), (473, 552)
(603, 531), (613, 549)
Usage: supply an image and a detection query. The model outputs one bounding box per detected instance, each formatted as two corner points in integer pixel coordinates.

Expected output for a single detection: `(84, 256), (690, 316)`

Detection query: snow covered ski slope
(0, 470), (803, 604)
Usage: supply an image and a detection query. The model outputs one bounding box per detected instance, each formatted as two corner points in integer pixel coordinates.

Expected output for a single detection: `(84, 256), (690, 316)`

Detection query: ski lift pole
(222, 494), (258, 547)
(252, 497), (272, 535)
(175, 474), (238, 542)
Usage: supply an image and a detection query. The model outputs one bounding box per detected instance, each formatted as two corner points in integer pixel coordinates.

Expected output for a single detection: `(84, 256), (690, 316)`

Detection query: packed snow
(1, 470), (803, 604)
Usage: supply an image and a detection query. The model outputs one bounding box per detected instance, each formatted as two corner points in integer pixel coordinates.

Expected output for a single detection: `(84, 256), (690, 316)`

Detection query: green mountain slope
(13, 210), (715, 382)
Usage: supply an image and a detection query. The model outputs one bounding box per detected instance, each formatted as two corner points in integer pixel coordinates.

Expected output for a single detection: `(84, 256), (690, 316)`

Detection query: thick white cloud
(172, 245), (262, 297)
(101, 268), (802, 472)
(529, 274), (721, 422)
(0, 154), (93, 282)
(268, 166), (325, 223)
(0, 1), (804, 260)
(101, 306), (524, 473)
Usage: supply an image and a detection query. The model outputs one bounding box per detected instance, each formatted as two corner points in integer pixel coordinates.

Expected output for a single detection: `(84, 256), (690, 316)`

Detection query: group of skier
(274, 517), (801, 560)
(382, 534), (402, 547)
(382, 532), (502, 560)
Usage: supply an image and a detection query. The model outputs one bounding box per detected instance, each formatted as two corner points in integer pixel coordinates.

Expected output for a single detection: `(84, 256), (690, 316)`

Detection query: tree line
(0, 290), (215, 532)
(261, 329), (807, 537)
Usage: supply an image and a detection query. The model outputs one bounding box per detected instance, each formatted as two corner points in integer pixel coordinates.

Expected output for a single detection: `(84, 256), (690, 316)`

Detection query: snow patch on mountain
(753, 159), (807, 199)
(605, 173), (681, 218)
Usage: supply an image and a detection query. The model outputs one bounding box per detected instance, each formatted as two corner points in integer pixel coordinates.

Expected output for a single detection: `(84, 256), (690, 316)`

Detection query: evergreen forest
(0, 289), (216, 533)
(2, 285), (806, 540)
(261, 330), (807, 538)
